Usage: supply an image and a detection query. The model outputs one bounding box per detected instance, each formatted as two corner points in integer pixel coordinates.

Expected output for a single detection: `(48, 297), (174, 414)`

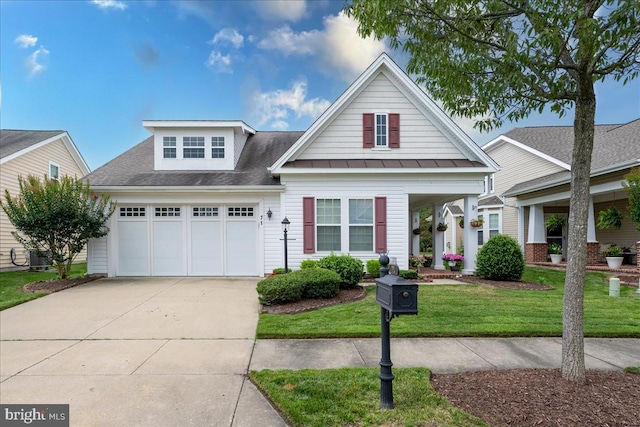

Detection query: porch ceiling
(409, 194), (462, 211)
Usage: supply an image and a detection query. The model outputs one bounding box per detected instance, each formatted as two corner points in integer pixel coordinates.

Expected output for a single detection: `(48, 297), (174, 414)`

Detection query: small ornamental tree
(1, 175), (115, 279)
(623, 167), (640, 232)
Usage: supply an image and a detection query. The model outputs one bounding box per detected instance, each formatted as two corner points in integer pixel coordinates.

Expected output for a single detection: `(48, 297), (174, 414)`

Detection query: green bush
(366, 259), (381, 278)
(256, 274), (304, 305)
(300, 259), (319, 269)
(291, 268), (341, 299)
(272, 268), (292, 275)
(399, 269), (418, 280)
(476, 235), (525, 280)
(317, 254), (364, 289)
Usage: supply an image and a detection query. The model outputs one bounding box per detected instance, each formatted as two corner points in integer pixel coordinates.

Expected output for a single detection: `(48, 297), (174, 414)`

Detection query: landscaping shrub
(300, 259), (318, 269)
(476, 234), (525, 280)
(292, 268), (341, 299)
(272, 268), (292, 275)
(366, 259), (381, 278)
(256, 274), (303, 305)
(317, 254), (364, 289)
(399, 269), (418, 280)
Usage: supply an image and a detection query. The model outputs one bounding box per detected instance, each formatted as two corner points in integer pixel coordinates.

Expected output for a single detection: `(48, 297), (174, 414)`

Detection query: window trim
(182, 136), (205, 159)
(375, 113), (388, 148)
(316, 198), (342, 252)
(49, 162), (60, 181)
(211, 136), (225, 159)
(315, 197), (376, 253)
(348, 199), (374, 252)
(163, 136), (177, 159)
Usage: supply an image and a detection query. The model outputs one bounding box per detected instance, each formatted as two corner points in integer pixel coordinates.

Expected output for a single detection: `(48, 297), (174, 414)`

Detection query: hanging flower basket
(412, 228), (421, 235)
(458, 218), (464, 229)
(436, 222), (448, 232)
(470, 219), (483, 228)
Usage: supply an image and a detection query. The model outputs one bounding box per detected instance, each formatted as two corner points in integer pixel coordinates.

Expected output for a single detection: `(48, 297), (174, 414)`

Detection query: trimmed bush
(272, 268), (292, 275)
(317, 254), (364, 289)
(292, 268), (341, 299)
(300, 259), (319, 269)
(256, 274), (303, 305)
(399, 269), (418, 280)
(366, 259), (381, 278)
(476, 234), (525, 280)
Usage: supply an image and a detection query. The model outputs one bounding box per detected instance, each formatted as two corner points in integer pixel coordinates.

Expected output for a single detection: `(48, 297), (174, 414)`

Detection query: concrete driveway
(0, 277), (286, 427)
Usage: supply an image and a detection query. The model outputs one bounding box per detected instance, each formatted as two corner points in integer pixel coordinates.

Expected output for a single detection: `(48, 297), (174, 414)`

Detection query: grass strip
(251, 367), (487, 427)
(257, 267), (640, 339)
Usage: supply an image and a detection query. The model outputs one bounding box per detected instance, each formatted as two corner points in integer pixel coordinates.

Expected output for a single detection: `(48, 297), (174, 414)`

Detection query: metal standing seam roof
(0, 129), (65, 160)
(85, 131), (305, 187)
(281, 159), (487, 169)
(502, 118), (640, 195)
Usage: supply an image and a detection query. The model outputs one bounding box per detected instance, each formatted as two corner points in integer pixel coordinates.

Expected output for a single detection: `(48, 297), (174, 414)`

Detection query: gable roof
(501, 118), (640, 196)
(0, 129), (90, 175)
(86, 131), (303, 189)
(269, 53), (499, 175)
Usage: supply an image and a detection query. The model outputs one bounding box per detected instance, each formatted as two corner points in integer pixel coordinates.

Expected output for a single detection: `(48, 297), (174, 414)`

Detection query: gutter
(89, 185), (286, 193)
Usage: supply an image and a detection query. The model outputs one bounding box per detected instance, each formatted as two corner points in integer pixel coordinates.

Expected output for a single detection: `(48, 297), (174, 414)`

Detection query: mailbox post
(374, 255), (418, 409)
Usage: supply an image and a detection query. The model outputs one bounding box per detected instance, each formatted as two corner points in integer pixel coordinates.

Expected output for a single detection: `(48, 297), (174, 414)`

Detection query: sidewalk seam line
(129, 339), (170, 375)
(456, 338), (498, 369)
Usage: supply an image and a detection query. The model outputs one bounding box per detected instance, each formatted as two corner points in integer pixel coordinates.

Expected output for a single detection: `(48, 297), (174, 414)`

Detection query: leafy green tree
(1, 175), (115, 279)
(623, 167), (640, 231)
(346, 0), (640, 383)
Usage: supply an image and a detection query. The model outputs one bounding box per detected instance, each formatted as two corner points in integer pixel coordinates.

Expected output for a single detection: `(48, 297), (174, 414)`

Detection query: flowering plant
(409, 255), (426, 267)
(442, 253), (464, 262)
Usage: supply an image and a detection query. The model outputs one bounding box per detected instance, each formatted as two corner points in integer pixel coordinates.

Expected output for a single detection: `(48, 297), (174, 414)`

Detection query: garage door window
(193, 207), (219, 217)
(155, 207), (181, 217)
(228, 207), (254, 217)
(120, 207), (146, 217)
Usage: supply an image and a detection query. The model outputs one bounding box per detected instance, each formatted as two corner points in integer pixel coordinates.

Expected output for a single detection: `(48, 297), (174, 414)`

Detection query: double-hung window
(488, 213), (499, 238)
(183, 136), (205, 158)
(316, 199), (341, 251)
(211, 136), (224, 158)
(349, 199), (373, 251)
(477, 214), (484, 246)
(49, 162), (60, 181)
(375, 113), (388, 147)
(163, 137), (176, 158)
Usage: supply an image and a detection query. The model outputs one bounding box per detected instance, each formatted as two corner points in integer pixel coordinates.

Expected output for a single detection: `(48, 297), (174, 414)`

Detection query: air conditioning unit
(29, 251), (52, 269)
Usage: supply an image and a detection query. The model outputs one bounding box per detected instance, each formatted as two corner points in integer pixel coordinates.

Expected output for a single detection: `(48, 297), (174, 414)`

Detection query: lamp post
(281, 217), (290, 273)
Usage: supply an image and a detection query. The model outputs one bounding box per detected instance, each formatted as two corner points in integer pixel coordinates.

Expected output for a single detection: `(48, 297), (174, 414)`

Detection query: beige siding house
(444, 120), (640, 266)
(0, 130), (90, 270)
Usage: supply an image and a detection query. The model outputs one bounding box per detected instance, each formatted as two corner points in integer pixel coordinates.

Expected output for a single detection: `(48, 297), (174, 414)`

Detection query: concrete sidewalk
(251, 337), (640, 372)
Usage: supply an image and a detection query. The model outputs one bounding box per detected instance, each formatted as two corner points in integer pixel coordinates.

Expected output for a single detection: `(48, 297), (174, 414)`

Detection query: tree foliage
(1, 175), (115, 279)
(623, 167), (640, 231)
(346, 0), (640, 384)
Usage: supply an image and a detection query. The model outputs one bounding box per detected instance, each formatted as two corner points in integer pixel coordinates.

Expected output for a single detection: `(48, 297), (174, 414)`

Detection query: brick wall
(586, 242), (600, 265)
(525, 243), (548, 263)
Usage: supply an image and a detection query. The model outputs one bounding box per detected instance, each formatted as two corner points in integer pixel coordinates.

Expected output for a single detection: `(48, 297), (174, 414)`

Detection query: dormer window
(363, 113), (400, 148)
(163, 137), (176, 158)
(211, 137), (225, 158)
(49, 162), (60, 181)
(183, 136), (205, 158)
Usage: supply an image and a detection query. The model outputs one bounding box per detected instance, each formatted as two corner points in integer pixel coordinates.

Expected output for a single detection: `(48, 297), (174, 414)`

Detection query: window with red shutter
(363, 113), (374, 148)
(375, 197), (387, 253)
(389, 113), (400, 148)
(303, 197), (315, 253)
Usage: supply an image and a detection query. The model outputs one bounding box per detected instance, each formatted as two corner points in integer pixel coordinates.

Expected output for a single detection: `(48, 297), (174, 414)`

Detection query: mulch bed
(260, 286), (368, 314)
(23, 275), (103, 294)
(431, 368), (640, 427)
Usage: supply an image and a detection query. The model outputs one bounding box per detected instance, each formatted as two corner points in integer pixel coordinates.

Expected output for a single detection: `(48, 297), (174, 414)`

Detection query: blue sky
(2, 0), (639, 171)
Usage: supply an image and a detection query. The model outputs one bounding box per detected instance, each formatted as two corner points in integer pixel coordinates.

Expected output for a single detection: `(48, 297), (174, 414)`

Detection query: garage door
(116, 204), (258, 276)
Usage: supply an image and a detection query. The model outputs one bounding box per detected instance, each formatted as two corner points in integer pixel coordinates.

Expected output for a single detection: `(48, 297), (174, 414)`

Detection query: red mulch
(23, 275), (103, 293)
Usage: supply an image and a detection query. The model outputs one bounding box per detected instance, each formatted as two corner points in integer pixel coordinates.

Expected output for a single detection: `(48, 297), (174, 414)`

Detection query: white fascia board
(513, 180), (626, 207)
(61, 132), (91, 175)
(487, 135), (571, 170)
(142, 120), (256, 135)
(89, 185), (285, 193)
(1, 132), (66, 165)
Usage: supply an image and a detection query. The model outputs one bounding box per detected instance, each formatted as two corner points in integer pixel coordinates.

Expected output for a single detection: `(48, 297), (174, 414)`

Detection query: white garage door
(116, 204), (258, 276)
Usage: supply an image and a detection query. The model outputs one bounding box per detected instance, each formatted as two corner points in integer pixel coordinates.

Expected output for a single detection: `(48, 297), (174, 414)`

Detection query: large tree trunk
(561, 75), (596, 384)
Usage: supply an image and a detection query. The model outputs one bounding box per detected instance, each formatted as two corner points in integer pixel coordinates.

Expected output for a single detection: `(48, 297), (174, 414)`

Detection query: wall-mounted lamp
(266, 208), (272, 220)
(472, 205), (477, 211)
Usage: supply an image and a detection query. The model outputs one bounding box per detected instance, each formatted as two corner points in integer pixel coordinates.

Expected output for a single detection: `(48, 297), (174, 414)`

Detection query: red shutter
(363, 113), (374, 148)
(303, 197), (315, 254)
(389, 113), (400, 148)
(375, 197), (387, 253)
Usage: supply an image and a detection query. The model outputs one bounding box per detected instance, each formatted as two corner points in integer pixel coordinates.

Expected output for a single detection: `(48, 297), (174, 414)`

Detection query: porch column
(462, 195), (478, 274)
(586, 197), (600, 265)
(433, 204), (445, 270)
(525, 204), (547, 263)
(411, 211), (421, 257)
(518, 206), (525, 252)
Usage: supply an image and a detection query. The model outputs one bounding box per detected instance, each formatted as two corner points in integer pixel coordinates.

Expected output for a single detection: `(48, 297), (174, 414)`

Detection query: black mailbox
(375, 274), (418, 316)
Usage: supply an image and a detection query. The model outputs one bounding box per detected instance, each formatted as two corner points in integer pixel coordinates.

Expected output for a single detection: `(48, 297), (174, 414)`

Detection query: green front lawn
(257, 267), (640, 339)
(251, 367), (486, 427)
(0, 263), (87, 311)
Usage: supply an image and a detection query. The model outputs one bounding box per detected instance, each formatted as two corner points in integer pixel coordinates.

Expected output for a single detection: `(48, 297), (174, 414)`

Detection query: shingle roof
(0, 129), (65, 159)
(479, 195), (503, 206)
(445, 204), (464, 215)
(502, 119), (640, 196)
(85, 131), (304, 187)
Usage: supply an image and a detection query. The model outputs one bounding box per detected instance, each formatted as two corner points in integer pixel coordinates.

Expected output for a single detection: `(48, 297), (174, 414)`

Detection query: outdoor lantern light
(266, 208), (272, 220)
(281, 217), (290, 273)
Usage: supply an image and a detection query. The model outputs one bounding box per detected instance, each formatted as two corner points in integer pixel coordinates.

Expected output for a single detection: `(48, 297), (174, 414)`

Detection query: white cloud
(258, 11), (387, 81)
(256, 0), (306, 22)
(26, 46), (49, 77)
(14, 34), (38, 48)
(206, 51), (232, 73)
(210, 28), (244, 49)
(252, 79), (330, 129)
(92, 0), (128, 10)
